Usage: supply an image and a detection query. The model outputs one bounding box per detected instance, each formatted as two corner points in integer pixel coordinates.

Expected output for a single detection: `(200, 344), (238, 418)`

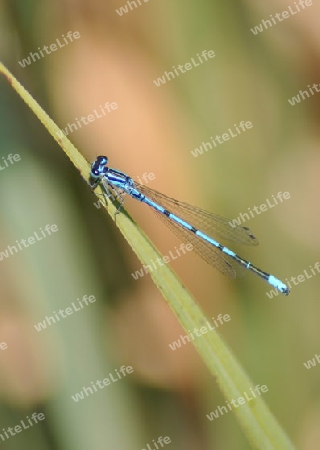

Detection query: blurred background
(0, 0), (319, 448)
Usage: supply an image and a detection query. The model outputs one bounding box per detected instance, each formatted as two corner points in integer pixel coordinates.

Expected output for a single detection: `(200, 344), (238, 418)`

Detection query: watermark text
(266, 261), (320, 298)
(0, 412), (45, 442)
(19, 31), (81, 67)
(71, 366), (134, 402)
(288, 82), (320, 106)
(191, 121), (253, 157)
(304, 353), (320, 369)
(0, 224), (58, 262)
(0, 153), (21, 171)
(132, 243), (193, 280)
(34, 295), (96, 331)
(229, 192), (290, 227)
(250, 0), (313, 35)
(206, 385), (268, 421)
(153, 50), (215, 87)
(141, 435), (171, 450)
(56, 102), (118, 138)
(169, 314), (230, 351)
(116, 0), (155, 16)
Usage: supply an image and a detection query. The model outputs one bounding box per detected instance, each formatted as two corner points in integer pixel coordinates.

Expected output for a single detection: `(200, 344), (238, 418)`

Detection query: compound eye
(97, 155), (108, 165)
(91, 168), (100, 176)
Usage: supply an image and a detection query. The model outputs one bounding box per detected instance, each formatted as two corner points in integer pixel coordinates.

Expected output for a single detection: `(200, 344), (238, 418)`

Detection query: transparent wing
(133, 183), (253, 278)
(136, 183), (258, 246)
(152, 207), (247, 278)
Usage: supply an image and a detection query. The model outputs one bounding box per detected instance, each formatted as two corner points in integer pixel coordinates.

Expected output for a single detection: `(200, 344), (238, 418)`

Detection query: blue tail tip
(268, 275), (290, 296)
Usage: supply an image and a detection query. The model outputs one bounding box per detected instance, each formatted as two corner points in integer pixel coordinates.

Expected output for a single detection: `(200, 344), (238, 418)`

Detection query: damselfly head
(90, 155), (109, 179)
